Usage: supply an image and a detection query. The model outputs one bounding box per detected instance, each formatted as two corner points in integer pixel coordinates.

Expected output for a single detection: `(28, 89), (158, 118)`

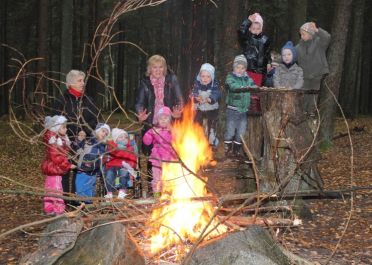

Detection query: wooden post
(237, 87), (323, 193)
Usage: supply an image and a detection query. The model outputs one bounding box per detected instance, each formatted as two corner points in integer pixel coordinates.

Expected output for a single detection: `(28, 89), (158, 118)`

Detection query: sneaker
(118, 190), (128, 199)
(104, 192), (113, 202)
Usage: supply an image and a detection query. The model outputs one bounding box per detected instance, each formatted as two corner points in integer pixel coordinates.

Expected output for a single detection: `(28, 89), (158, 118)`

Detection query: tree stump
(259, 88), (323, 193)
(245, 115), (264, 160)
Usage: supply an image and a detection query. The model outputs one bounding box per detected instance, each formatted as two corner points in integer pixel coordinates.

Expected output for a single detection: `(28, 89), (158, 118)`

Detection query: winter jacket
(105, 140), (137, 170)
(142, 128), (176, 167)
(273, 63), (304, 89)
(53, 90), (100, 139)
(225, 73), (256, 113)
(41, 131), (72, 176)
(135, 72), (184, 125)
(76, 137), (106, 175)
(238, 19), (271, 74)
(192, 79), (221, 111)
(295, 28), (331, 81)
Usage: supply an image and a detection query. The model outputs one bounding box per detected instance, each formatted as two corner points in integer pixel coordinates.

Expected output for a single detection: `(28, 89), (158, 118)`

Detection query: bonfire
(148, 103), (227, 257)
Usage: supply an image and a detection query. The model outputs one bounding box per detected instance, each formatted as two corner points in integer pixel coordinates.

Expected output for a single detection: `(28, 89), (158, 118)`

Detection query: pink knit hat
(155, 106), (172, 124)
(253, 13), (263, 28)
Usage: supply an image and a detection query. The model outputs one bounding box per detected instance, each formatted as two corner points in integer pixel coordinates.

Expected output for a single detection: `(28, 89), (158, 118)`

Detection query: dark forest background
(0, 0), (371, 120)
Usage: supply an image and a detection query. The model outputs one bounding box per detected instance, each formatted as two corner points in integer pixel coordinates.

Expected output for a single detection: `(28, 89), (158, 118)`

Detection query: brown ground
(0, 116), (371, 264)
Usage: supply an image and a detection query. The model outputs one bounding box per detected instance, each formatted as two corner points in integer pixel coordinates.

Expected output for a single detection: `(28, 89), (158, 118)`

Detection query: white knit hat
(44, 115), (67, 133)
(111, 128), (128, 143)
(95, 123), (111, 135)
(197, 63), (215, 83)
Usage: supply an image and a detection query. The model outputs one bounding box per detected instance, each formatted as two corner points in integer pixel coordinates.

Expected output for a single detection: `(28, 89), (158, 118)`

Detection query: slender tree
(340, 0), (365, 116)
(318, 0), (353, 146)
(60, 0), (73, 85)
(288, 0), (307, 43)
(0, 0), (8, 116)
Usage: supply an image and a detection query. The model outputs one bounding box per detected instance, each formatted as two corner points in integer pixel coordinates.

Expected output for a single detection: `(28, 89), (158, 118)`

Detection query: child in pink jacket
(143, 106), (176, 196)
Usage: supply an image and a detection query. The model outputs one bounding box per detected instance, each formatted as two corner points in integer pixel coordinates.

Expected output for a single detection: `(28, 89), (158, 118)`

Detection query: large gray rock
(20, 217), (84, 265)
(186, 225), (291, 265)
(56, 221), (146, 265)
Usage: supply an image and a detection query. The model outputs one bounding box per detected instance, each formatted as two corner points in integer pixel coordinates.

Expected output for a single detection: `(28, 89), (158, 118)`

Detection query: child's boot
(224, 141), (233, 157)
(232, 141), (244, 159)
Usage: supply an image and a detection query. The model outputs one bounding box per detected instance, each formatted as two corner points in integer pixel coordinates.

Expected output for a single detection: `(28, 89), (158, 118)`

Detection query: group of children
(41, 12), (330, 215)
(42, 105), (175, 215)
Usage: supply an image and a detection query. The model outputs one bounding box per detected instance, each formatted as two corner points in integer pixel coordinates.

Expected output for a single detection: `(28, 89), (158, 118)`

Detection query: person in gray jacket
(274, 41), (304, 90)
(296, 22), (331, 114)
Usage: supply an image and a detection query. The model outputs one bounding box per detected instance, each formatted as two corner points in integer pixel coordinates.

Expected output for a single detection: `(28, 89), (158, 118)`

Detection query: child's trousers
(44, 175), (65, 214)
(151, 166), (162, 193)
(75, 171), (97, 203)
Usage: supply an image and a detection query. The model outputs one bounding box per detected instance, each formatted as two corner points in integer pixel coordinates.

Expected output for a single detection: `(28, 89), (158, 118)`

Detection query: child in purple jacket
(143, 106), (176, 197)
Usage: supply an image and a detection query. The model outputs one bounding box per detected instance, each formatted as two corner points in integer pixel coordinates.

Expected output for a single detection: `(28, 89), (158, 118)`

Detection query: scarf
(150, 75), (165, 124)
(68, 86), (83, 98)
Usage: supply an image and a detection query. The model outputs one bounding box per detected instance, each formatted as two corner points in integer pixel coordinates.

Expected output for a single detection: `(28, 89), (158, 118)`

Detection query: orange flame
(149, 103), (227, 255)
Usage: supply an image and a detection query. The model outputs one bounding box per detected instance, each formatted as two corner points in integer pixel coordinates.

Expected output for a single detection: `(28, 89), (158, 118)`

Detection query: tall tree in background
(35, 0), (48, 108)
(319, 0), (353, 145)
(360, 2), (372, 114)
(288, 0), (307, 43)
(60, 0), (73, 86)
(0, 0), (8, 116)
(340, 0), (365, 116)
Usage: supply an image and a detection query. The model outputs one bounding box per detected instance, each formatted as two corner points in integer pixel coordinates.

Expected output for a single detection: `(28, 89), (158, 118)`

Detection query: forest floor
(0, 115), (371, 264)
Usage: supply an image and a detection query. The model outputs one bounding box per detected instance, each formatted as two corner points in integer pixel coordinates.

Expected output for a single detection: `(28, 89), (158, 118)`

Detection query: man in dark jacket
(53, 70), (101, 202)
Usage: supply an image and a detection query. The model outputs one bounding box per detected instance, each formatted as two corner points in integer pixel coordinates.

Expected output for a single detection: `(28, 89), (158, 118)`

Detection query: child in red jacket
(42, 115), (76, 215)
(104, 128), (137, 199)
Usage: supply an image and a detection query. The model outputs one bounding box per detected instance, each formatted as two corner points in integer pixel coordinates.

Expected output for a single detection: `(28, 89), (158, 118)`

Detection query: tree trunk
(0, 0), (8, 116)
(115, 21), (125, 110)
(340, 0), (365, 116)
(34, 0), (48, 114)
(60, 0), (73, 85)
(318, 0), (353, 146)
(260, 89), (322, 192)
(360, 1), (372, 114)
(288, 0), (307, 43)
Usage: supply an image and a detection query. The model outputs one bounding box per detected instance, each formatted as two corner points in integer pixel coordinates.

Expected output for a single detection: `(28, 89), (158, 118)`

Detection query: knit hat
(252, 13), (263, 28)
(44, 115), (67, 133)
(95, 123), (111, 135)
(197, 63), (215, 83)
(300, 22), (316, 35)
(111, 128), (128, 143)
(281, 41), (297, 63)
(154, 106), (172, 124)
(233, 54), (247, 69)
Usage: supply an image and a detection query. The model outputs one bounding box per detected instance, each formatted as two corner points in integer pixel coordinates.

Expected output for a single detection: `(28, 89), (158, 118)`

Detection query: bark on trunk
(318, 0), (353, 145)
(260, 89), (323, 192)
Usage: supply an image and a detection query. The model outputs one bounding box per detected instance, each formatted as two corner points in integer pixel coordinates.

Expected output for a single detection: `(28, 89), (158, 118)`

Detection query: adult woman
(135, 55), (184, 128)
(53, 70), (100, 201)
(135, 55), (184, 194)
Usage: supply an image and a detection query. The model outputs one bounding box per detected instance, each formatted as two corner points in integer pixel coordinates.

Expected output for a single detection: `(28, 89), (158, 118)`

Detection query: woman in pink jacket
(143, 106), (176, 196)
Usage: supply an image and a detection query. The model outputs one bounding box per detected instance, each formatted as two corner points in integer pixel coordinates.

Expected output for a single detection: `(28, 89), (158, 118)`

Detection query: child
(143, 107), (176, 197)
(75, 123), (110, 202)
(42, 115), (75, 215)
(274, 41), (304, 89)
(296, 22), (331, 113)
(224, 55), (256, 158)
(264, 51), (280, 87)
(238, 12), (271, 114)
(104, 128), (137, 199)
(191, 63), (221, 147)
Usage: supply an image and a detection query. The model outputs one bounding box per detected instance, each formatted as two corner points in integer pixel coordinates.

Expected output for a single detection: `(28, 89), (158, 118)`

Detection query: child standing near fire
(191, 63), (221, 148)
(42, 115), (76, 215)
(224, 55), (256, 158)
(143, 106), (176, 197)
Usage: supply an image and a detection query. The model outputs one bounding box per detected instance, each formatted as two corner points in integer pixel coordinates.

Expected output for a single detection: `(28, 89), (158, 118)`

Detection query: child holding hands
(191, 63), (221, 147)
